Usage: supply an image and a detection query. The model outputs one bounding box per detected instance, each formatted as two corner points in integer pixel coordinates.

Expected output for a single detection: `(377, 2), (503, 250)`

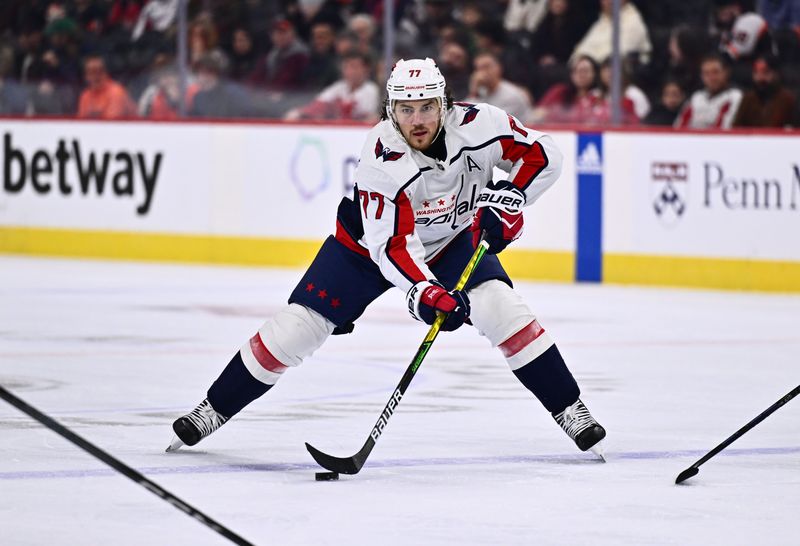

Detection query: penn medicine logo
(651, 162), (688, 226)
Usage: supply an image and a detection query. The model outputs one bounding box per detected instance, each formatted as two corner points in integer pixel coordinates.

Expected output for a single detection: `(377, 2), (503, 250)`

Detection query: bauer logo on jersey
(374, 138), (405, 162)
(651, 161), (688, 226)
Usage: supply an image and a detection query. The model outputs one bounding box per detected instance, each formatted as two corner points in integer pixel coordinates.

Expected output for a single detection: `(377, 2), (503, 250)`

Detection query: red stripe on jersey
(677, 106), (692, 128)
(335, 219), (370, 257)
(499, 320), (546, 357)
(249, 333), (288, 373)
(714, 101), (731, 128)
(500, 139), (548, 190)
(386, 191), (427, 283)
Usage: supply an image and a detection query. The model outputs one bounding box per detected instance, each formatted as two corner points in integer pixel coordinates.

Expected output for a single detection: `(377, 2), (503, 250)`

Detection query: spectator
(733, 53), (797, 126)
(347, 13), (379, 56)
(284, 51), (379, 122)
(504, 0), (548, 34)
(675, 53), (743, 128)
(70, 0), (107, 35)
(189, 50), (252, 118)
(437, 40), (472, 100)
(532, 0), (590, 67)
(710, 0), (746, 47)
(472, 18), (533, 91)
(248, 17), (310, 91)
(530, 0), (595, 99)
(571, 0), (652, 65)
(334, 29), (359, 57)
(0, 48), (28, 115)
(723, 11), (778, 86)
(12, 26), (45, 83)
(41, 16), (82, 90)
(459, 1), (490, 29)
(132, 0), (178, 42)
(643, 79), (687, 125)
(76, 54), (137, 118)
(666, 25), (710, 95)
(535, 54), (602, 124)
(598, 57), (644, 122)
(302, 21), (340, 90)
(466, 51), (534, 123)
(107, 0), (142, 35)
(227, 27), (258, 82)
(138, 64), (198, 119)
(188, 13), (223, 68)
(394, 0), (455, 60)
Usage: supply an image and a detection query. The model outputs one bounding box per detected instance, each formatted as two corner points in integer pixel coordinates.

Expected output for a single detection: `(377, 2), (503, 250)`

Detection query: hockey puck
(315, 471), (339, 481)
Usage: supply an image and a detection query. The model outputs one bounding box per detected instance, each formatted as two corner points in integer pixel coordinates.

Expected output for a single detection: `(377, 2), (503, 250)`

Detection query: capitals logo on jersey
(374, 138), (405, 162)
(456, 103), (480, 126)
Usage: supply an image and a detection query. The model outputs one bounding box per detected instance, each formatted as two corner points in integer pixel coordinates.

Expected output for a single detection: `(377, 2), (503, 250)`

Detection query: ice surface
(1, 255), (798, 545)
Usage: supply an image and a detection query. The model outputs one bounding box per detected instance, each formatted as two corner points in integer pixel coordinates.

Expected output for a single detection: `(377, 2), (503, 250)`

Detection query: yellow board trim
(498, 248), (574, 282)
(3, 226), (798, 292)
(0, 226), (322, 268)
(0, 225), (575, 281)
(605, 253), (800, 293)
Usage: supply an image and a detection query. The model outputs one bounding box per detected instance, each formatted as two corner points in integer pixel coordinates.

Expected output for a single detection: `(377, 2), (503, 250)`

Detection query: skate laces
(184, 400), (228, 438)
(555, 400), (595, 440)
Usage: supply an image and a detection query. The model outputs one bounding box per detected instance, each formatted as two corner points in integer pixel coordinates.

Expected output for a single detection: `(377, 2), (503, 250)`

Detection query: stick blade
(305, 442), (363, 475)
(675, 466), (699, 484)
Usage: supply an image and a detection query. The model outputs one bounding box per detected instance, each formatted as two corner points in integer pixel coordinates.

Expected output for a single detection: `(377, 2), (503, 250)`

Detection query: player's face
(393, 99), (441, 151)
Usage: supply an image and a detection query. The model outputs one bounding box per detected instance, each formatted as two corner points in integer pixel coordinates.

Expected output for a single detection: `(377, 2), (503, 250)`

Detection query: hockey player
(167, 58), (606, 458)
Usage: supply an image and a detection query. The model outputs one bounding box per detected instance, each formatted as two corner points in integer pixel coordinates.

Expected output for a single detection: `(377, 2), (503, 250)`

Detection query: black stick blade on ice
(674, 466), (699, 485)
(674, 384), (799, 485)
(306, 441), (367, 475)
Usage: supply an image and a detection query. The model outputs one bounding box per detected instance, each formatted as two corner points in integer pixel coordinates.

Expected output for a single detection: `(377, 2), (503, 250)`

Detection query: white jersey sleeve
(353, 127), (436, 294)
(483, 103), (563, 207)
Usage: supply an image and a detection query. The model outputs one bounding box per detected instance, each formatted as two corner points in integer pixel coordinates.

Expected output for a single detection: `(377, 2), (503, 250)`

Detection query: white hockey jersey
(674, 87), (743, 129)
(335, 102), (563, 294)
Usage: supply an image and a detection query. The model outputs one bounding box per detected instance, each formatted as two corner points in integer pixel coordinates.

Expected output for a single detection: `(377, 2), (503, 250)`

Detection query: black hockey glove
(406, 281), (471, 332)
(471, 180), (525, 254)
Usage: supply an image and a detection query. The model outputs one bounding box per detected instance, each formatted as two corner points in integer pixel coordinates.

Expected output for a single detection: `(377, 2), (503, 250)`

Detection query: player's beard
(405, 123), (437, 151)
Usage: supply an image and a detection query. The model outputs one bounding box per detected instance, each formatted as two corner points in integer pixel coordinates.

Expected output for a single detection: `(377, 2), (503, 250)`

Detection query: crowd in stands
(0, 0), (798, 128)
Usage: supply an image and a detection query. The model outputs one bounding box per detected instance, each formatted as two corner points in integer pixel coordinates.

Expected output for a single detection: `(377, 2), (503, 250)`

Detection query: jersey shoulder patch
(356, 122), (423, 196)
(453, 102), (481, 126)
(374, 137), (405, 162)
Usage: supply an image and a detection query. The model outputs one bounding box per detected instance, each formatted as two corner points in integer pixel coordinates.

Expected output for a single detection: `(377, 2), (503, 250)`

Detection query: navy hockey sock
(207, 352), (272, 418)
(512, 344), (580, 414)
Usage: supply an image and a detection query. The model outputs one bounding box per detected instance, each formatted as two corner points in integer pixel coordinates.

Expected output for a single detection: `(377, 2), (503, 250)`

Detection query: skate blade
(590, 441), (606, 462)
(165, 435), (184, 453)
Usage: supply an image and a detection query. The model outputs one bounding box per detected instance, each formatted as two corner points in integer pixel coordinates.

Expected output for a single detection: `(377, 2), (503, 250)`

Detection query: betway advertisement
(0, 120), (575, 251)
(604, 132), (800, 261)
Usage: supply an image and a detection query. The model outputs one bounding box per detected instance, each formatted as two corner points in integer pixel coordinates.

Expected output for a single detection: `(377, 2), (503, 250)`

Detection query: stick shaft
(0, 385), (254, 546)
(691, 384), (800, 469)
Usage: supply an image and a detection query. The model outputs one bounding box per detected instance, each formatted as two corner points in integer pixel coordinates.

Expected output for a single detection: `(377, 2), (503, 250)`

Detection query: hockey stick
(306, 237), (490, 475)
(0, 385), (254, 546)
(675, 384), (800, 484)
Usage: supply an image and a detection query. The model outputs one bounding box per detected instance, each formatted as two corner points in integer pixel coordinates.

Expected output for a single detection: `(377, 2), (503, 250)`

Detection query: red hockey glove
(406, 281), (471, 332)
(471, 180), (525, 254)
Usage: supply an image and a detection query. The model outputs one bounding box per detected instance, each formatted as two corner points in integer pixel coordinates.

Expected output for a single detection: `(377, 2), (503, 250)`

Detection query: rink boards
(0, 119), (798, 291)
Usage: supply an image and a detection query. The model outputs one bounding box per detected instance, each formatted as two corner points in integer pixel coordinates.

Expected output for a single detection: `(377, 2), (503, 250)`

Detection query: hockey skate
(553, 399), (606, 461)
(166, 399), (229, 452)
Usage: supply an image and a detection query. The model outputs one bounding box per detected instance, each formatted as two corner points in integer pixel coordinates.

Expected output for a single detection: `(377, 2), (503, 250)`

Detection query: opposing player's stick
(306, 237), (490, 475)
(0, 385), (254, 546)
(675, 384), (800, 484)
